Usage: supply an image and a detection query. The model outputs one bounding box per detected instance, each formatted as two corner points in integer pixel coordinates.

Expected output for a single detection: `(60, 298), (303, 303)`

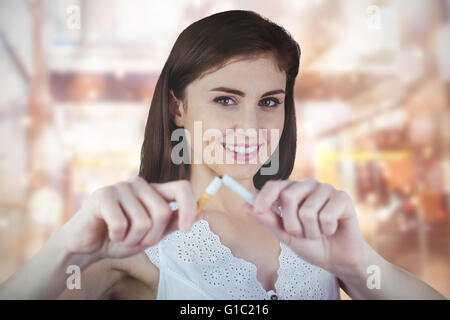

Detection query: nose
(234, 105), (259, 133)
(228, 106), (259, 144)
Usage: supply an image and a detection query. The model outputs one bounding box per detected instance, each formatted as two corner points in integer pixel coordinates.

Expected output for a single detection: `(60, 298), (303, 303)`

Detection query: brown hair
(139, 10), (301, 190)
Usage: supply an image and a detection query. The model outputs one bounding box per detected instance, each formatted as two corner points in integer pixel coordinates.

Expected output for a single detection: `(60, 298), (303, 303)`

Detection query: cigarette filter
(169, 176), (223, 216)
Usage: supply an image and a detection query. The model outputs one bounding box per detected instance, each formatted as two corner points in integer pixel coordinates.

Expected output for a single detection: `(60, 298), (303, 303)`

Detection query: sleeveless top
(144, 219), (341, 300)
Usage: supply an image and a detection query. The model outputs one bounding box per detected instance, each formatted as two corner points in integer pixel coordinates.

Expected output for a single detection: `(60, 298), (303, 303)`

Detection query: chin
(208, 163), (261, 180)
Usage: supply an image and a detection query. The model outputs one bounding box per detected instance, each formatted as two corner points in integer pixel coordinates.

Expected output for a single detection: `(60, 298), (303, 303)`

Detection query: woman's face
(175, 54), (286, 180)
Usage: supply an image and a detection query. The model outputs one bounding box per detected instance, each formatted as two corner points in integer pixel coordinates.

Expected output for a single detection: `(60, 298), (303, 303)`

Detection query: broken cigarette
(168, 176), (223, 216)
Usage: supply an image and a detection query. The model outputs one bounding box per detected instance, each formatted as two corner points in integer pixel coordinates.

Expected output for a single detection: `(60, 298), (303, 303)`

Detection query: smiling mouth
(221, 143), (262, 155)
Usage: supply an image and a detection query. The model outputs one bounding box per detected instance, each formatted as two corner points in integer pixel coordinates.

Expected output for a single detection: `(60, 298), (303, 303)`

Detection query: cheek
(262, 110), (284, 138)
(275, 111), (285, 131)
(183, 117), (225, 151)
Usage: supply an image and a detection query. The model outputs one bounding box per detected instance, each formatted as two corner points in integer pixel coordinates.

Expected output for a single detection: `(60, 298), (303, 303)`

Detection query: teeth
(224, 144), (258, 154)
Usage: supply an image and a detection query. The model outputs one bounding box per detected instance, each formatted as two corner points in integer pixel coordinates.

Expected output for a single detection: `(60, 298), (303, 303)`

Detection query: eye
(259, 97), (281, 108)
(213, 96), (236, 106)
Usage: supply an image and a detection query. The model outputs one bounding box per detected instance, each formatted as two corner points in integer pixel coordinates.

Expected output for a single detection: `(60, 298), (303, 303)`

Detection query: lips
(220, 142), (262, 163)
(221, 143), (261, 155)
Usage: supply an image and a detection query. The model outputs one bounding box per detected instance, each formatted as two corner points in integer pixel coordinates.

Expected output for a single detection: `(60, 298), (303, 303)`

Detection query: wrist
(50, 226), (102, 270)
(333, 241), (378, 283)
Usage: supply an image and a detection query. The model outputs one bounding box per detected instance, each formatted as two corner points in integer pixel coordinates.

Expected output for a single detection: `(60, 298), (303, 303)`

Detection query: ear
(169, 89), (184, 127)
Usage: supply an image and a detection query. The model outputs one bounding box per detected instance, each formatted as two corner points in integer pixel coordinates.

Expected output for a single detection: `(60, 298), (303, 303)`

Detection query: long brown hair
(139, 10), (301, 190)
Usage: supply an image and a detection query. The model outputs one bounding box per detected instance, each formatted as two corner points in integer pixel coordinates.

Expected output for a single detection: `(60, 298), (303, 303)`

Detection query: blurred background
(0, 0), (448, 299)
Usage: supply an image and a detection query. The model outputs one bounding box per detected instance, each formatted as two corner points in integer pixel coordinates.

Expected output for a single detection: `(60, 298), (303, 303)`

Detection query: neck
(190, 164), (258, 222)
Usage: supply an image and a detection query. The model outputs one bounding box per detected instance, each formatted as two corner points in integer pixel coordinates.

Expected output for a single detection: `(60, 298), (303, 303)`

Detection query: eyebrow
(209, 87), (285, 98)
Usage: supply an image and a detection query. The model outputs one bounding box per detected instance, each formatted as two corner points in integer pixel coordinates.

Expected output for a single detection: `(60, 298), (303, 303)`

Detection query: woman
(0, 10), (445, 300)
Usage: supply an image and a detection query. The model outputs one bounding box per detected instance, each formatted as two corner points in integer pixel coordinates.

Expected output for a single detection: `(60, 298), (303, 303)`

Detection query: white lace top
(144, 219), (341, 300)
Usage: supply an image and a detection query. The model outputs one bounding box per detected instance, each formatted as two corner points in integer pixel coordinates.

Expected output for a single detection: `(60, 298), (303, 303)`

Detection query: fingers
(115, 181), (152, 247)
(95, 188), (129, 242)
(298, 183), (333, 239)
(249, 179), (351, 241)
(151, 179), (197, 231)
(278, 181), (318, 238)
(127, 176), (173, 245)
(95, 176), (197, 250)
(318, 190), (352, 236)
(253, 179), (294, 214)
(127, 177), (197, 247)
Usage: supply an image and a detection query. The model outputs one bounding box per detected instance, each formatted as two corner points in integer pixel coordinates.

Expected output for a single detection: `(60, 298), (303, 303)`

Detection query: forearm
(337, 241), (447, 300)
(0, 228), (100, 300)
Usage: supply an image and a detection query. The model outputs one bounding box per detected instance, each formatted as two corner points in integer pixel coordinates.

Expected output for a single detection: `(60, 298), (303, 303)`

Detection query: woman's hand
(59, 176), (201, 260)
(243, 178), (366, 278)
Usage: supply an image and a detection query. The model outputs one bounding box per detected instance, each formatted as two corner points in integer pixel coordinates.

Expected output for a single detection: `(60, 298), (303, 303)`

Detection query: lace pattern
(144, 241), (160, 269)
(145, 219), (339, 299)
